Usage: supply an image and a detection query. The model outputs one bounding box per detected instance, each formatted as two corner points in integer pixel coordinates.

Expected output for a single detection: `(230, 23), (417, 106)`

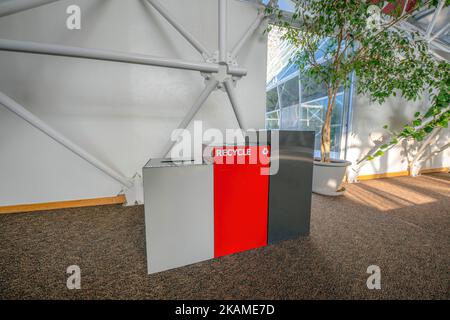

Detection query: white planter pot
(313, 159), (352, 196)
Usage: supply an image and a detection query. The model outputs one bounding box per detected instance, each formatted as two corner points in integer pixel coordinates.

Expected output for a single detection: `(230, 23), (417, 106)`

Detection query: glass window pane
(266, 87), (279, 112)
(265, 110), (280, 129)
(266, 110), (279, 120)
(300, 74), (328, 102)
(261, 0), (296, 12)
(279, 76), (299, 108)
(266, 26), (351, 158)
(330, 93), (344, 154)
(280, 105), (299, 129)
(298, 98), (325, 132)
(298, 92), (345, 154)
(266, 119), (280, 130)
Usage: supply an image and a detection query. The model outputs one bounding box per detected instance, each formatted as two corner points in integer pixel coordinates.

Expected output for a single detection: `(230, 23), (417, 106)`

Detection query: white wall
(346, 91), (450, 179)
(0, 0), (268, 206)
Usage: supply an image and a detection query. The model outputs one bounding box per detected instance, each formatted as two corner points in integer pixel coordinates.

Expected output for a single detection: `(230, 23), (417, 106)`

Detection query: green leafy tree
(360, 61), (449, 171)
(266, 0), (450, 163)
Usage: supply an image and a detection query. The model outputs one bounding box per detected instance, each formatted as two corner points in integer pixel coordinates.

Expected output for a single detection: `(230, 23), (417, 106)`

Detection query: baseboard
(418, 167), (449, 174)
(357, 167), (449, 181)
(357, 170), (410, 181)
(0, 195), (126, 215)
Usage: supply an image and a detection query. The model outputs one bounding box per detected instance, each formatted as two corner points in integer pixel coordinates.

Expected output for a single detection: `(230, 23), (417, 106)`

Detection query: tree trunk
(321, 87), (337, 163)
(409, 127), (441, 176)
(411, 140), (449, 177)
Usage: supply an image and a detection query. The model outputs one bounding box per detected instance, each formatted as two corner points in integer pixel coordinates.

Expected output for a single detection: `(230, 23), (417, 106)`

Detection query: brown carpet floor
(0, 173), (449, 300)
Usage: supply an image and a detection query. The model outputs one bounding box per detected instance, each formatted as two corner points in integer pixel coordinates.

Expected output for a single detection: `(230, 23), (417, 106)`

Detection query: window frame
(265, 25), (354, 159)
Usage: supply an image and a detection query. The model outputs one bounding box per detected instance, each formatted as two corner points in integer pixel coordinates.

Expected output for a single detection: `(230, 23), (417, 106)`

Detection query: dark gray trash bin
(265, 130), (315, 244)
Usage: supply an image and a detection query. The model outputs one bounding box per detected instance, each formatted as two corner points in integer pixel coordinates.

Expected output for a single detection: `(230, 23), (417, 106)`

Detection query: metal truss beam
(0, 39), (221, 74)
(397, 21), (450, 54)
(230, 0), (279, 59)
(145, 0), (211, 58)
(162, 79), (219, 157)
(1, 0), (255, 188)
(231, 11), (265, 59)
(224, 79), (244, 129)
(0, 91), (134, 188)
(429, 22), (450, 42)
(426, 0), (445, 39)
(413, 7), (435, 20)
(219, 0), (228, 63)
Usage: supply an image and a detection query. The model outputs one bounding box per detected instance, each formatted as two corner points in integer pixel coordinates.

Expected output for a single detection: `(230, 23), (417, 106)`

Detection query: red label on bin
(213, 146), (270, 258)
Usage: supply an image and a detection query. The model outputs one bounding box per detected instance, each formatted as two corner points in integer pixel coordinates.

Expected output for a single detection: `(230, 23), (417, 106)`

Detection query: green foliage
(368, 61), (450, 160)
(266, 0), (450, 162)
